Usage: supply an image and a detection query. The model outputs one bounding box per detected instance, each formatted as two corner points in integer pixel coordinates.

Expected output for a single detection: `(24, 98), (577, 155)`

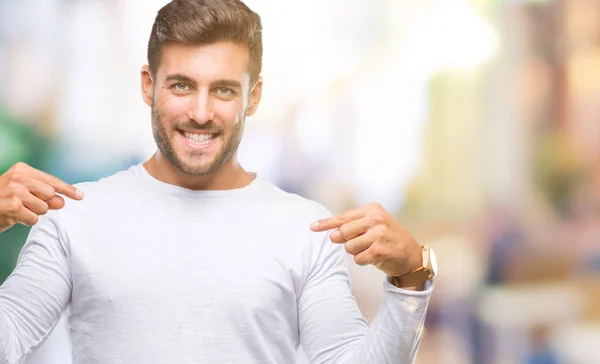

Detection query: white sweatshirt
(0, 164), (432, 364)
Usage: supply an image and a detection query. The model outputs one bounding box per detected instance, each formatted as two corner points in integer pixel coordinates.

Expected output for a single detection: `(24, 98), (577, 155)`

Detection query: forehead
(158, 41), (251, 83)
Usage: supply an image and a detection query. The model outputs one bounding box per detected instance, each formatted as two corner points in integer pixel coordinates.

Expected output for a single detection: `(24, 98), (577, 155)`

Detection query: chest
(67, 216), (304, 327)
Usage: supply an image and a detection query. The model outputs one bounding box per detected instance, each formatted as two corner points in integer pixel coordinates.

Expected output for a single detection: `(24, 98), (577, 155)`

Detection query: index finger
(310, 208), (365, 232)
(22, 164), (83, 200)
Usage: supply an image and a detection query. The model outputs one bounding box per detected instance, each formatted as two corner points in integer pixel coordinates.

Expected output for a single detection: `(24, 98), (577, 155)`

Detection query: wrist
(388, 245), (437, 289)
(405, 239), (424, 272)
(388, 275), (426, 291)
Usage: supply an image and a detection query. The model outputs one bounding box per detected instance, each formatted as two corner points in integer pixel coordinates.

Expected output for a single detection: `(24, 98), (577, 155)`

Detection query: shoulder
(63, 164), (140, 211)
(256, 179), (332, 222)
(74, 165), (138, 193)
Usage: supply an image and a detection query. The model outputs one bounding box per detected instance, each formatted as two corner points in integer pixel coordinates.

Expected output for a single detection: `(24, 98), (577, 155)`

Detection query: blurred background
(0, 0), (599, 363)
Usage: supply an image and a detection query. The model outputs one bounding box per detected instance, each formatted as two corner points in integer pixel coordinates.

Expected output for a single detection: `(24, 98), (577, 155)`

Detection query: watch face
(429, 248), (438, 277)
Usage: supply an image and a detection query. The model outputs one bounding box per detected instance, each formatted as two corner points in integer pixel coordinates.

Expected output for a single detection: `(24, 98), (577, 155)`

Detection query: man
(0, 0), (436, 363)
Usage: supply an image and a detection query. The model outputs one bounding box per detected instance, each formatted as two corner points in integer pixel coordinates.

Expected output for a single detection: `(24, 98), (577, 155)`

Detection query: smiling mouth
(179, 130), (219, 147)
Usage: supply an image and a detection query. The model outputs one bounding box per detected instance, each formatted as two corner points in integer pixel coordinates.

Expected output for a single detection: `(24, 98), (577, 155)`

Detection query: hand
(310, 203), (422, 277)
(0, 162), (83, 233)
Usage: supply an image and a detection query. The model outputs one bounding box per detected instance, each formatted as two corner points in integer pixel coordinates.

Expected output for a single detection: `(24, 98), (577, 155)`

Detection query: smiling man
(0, 1), (435, 363)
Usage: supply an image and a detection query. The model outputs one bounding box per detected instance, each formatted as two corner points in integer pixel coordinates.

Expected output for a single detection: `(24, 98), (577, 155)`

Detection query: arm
(298, 234), (431, 364)
(0, 162), (82, 364)
(0, 211), (73, 364)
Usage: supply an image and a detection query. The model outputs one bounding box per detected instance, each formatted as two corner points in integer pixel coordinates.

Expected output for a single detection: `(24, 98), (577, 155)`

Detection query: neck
(143, 151), (254, 190)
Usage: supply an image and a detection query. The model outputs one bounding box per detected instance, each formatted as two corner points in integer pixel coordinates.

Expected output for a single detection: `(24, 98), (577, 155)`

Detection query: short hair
(147, 0), (263, 83)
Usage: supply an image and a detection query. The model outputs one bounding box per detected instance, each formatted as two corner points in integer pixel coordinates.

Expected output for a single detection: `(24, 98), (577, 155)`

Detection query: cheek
(213, 100), (245, 126)
(156, 96), (189, 123)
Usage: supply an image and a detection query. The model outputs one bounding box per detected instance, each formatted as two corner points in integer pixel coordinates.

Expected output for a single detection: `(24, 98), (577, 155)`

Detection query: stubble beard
(151, 103), (245, 176)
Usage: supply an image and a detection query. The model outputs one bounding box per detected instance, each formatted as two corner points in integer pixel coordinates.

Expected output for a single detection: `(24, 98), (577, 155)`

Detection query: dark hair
(147, 0), (263, 83)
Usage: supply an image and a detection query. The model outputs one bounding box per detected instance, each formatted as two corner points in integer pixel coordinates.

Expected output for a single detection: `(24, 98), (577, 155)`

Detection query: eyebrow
(165, 73), (197, 86)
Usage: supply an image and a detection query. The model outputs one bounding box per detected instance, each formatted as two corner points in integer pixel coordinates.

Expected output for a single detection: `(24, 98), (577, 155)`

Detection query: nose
(187, 89), (214, 123)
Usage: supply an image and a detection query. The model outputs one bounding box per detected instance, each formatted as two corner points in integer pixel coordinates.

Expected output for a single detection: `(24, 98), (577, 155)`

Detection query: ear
(245, 77), (263, 117)
(141, 65), (154, 107)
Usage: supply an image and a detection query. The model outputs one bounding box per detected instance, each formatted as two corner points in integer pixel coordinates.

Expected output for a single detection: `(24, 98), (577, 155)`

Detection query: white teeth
(183, 132), (214, 146)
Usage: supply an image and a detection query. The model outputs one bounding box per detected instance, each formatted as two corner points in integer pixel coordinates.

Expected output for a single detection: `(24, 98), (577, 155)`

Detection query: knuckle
(370, 214), (384, 226)
(7, 198), (22, 213)
(338, 225), (349, 237)
(39, 202), (49, 215)
(12, 162), (27, 172)
(371, 227), (386, 241)
(7, 182), (23, 197)
(44, 186), (57, 199)
(370, 245), (384, 259)
(10, 171), (24, 183)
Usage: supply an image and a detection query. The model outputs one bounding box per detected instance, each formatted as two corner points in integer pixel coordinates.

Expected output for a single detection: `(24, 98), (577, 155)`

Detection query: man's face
(142, 41), (261, 175)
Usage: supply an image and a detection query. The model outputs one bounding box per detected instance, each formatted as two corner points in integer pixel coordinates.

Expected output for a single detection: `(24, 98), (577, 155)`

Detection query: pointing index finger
(25, 165), (84, 200)
(310, 208), (365, 232)
(50, 179), (84, 201)
(310, 217), (342, 232)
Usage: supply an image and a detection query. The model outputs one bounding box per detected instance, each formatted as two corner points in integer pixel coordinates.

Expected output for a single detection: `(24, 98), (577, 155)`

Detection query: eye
(216, 87), (232, 95)
(174, 83), (189, 91)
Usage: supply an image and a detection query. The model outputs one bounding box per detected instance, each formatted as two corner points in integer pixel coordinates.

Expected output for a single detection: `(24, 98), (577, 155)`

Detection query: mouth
(179, 130), (219, 150)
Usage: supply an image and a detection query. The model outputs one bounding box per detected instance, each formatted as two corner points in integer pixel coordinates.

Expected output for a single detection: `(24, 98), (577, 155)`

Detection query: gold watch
(389, 245), (437, 288)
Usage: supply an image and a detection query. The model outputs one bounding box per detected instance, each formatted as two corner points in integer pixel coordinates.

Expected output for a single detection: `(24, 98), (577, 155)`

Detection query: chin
(176, 155), (225, 176)
(177, 162), (217, 176)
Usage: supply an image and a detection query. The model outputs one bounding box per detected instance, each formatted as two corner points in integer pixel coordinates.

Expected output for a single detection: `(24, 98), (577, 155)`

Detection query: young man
(0, 1), (436, 363)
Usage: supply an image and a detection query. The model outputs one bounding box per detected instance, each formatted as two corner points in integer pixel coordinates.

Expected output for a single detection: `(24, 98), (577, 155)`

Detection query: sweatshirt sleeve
(0, 211), (72, 364)
(298, 232), (432, 364)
